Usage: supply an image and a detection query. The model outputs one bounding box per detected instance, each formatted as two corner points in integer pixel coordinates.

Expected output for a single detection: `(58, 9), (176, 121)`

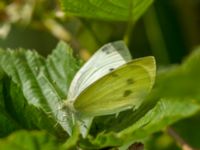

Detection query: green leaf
(0, 67), (4, 79)
(0, 49), (67, 136)
(118, 99), (199, 144)
(0, 130), (64, 150)
(60, 0), (154, 21)
(156, 47), (200, 100)
(0, 41), (81, 136)
(0, 79), (20, 137)
(46, 41), (80, 99)
(80, 98), (199, 149)
(4, 79), (66, 137)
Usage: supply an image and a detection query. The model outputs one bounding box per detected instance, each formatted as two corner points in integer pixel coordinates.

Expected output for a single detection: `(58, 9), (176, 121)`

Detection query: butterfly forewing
(74, 56), (156, 117)
(68, 41), (132, 101)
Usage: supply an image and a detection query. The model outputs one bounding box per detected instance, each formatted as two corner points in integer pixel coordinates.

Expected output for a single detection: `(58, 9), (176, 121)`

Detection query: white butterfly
(64, 41), (156, 136)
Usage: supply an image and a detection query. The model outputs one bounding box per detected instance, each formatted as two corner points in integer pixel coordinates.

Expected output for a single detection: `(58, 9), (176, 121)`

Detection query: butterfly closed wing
(66, 41), (155, 118)
(73, 56), (155, 118)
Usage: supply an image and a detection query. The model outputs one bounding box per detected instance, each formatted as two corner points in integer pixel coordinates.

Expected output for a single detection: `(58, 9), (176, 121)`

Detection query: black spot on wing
(105, 51), (111, 54)
(101, 46), (113, 54)
(109, 68), (114, 72)
(127, 78), (134, 85)
(123, 90), (132, 97)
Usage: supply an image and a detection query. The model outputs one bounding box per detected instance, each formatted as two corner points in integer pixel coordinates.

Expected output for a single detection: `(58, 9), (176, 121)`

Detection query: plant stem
(123, 0), (135, 46)
(167, 127), (197, 150)
(123, 20), (134, 46)
(43, 18), (72, 42)
(143, 6), (170, 65)
(80, 18), (102, 46)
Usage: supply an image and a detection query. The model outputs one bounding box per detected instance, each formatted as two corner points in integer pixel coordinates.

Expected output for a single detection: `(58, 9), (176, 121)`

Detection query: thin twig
(43, 18), (72, 42)
(167, 127), (197, 150)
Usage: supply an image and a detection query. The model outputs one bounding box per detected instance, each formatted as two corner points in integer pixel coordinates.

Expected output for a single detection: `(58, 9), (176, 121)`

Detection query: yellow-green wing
(74, 56), (156, 117)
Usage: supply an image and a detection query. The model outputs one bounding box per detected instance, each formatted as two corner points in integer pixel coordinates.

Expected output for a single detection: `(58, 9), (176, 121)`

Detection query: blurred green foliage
(1, 0), (200, 62)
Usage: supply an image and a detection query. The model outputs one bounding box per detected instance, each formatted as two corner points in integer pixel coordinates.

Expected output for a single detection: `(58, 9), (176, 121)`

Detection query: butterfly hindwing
(74, 56), (156, 117)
